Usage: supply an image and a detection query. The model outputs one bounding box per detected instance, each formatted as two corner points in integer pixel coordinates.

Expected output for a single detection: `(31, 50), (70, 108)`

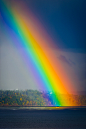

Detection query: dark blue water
(0, 108), (86, 129)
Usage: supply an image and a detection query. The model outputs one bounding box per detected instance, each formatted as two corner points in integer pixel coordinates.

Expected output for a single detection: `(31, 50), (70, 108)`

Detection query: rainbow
(0, 0), (77, 106)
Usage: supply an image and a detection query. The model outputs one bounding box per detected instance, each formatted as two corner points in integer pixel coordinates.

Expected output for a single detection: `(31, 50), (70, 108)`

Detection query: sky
(0, 0), (86, 94)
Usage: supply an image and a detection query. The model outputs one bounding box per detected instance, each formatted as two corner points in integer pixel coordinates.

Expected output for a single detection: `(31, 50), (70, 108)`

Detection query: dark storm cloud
(58, 55), (75, 66)
(25, 0), (86, 52)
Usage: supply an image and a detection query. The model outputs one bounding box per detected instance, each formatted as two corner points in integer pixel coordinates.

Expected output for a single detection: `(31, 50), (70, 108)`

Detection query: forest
(0, 90), (86, 106)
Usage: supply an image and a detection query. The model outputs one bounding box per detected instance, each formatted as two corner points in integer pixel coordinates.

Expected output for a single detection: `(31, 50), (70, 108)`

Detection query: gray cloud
(58, 55), (75, 66)
(69, 59), (76, 65)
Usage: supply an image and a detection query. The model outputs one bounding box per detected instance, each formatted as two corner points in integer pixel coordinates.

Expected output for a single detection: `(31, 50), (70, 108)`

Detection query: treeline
(0, 90), (52, 106)
(0, 90), (86, 106)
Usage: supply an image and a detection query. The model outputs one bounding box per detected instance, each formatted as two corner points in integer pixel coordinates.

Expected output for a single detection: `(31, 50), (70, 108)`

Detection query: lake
(0, 107), (86, 129)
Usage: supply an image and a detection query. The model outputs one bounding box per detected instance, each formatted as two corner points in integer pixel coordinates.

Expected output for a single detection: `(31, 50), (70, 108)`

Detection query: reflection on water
(0, 106), (86, 110)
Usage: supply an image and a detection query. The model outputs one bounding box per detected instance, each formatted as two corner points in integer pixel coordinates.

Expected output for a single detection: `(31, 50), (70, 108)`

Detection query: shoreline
(0, 106), (86, 110)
